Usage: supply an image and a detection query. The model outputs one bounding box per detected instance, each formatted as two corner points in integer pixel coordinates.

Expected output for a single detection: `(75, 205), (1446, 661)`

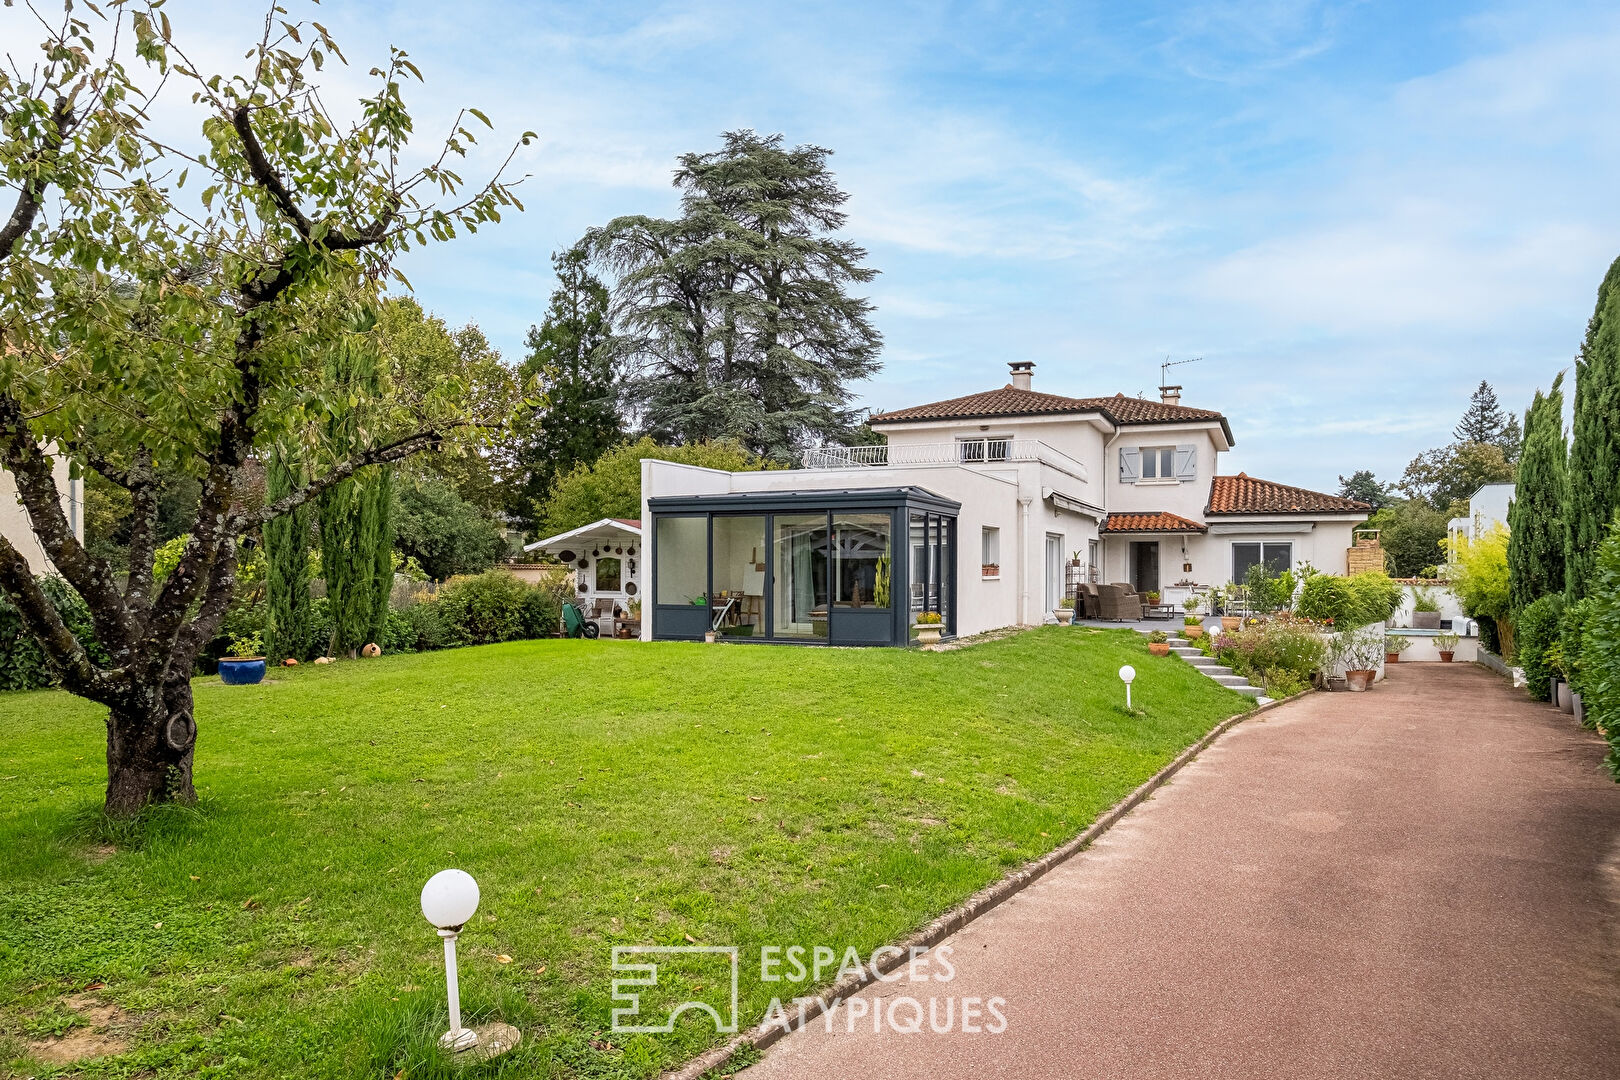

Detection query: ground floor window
(655, 516), (707, 605)
(1232, 541), (1292, 581)
(909, 511), (954, 634)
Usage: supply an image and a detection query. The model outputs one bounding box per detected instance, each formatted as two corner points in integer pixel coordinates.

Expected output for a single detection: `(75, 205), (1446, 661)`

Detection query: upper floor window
(1140, 446), (1175, 480)
(1120, 444), (1196, 484)
(959, 437), (1010, 463)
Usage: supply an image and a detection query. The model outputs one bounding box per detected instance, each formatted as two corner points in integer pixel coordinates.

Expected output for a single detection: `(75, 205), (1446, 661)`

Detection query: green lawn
(0, 627), (1251, 1079)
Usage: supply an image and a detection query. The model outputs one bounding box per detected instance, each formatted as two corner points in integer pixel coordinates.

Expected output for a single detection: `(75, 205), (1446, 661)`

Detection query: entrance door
(1130, 541), (1160, 595)
(1045, 534), (1063, 614)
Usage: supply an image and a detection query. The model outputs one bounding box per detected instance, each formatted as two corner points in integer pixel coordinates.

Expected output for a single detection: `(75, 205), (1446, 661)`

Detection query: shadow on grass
(62, 798), (214, 852)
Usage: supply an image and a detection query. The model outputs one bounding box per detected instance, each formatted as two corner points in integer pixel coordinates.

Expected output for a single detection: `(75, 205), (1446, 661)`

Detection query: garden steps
(1136, 628), (1267, 700)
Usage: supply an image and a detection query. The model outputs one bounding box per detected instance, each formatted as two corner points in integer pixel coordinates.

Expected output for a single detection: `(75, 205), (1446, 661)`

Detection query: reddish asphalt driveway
(745, 663), (1620, 1080)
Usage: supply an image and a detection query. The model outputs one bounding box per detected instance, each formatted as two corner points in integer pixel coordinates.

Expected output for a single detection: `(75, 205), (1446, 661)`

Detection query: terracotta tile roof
(1100, 511), (1208, 534)
(869, 386), (1228, 431)
(613, 518), (642, 528)
(1206, 473), (1370, 515)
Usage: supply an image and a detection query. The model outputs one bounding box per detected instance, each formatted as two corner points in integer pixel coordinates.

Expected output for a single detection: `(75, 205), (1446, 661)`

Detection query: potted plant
(1410, 587), (1442, 630)
(982, 562), (1000, 578)
(219, 632), (267, 686)
(1385, 634), (1411, 665)
(1434, 631), (1460, 663)
(915, 610), (943, 646)
(1182, 594), (1202, 617)
(1054, 596), (1075, 625)
(1147, 629), (1171, 656)
(1145, 590), (1162, 607)
(1183, 614), (1204, 640)
(1334, 628), (1382, 692)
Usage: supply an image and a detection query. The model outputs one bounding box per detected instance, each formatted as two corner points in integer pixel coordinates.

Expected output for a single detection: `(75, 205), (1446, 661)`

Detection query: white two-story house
(639, 362), (1369, 646)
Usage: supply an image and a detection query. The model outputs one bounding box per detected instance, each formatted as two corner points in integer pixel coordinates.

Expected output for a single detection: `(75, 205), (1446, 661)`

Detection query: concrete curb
(661, 691), (1305, 1080)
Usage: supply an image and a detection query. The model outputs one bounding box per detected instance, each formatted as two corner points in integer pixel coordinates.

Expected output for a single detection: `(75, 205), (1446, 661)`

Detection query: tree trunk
(104, 682), (198, 816)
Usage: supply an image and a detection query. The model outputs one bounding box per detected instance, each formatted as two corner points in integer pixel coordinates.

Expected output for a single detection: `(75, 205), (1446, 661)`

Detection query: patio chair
(1096, 584), (1143, 622)
(1079, 582), (1101, 619)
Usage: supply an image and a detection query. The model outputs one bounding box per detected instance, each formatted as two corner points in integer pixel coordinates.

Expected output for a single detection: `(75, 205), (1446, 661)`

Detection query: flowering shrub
(1212, 621), (1328, 695)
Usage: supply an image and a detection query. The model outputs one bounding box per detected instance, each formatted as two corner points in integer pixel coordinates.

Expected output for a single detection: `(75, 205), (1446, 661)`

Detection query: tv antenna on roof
(1160, 355), (1201, 388)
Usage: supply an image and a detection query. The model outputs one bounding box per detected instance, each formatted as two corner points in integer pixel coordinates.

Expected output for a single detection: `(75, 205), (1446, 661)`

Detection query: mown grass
(0, 627), (1250, 1079)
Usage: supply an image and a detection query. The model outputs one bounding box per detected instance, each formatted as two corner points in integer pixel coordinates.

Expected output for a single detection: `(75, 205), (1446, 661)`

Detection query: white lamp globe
(1118, 664), (1136, 685)
(421, 868), (480, 929)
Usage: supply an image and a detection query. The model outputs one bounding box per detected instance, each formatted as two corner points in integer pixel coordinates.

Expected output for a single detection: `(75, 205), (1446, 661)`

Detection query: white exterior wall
(1, 457), (83, 574)
(1102, 424), (1225, 519)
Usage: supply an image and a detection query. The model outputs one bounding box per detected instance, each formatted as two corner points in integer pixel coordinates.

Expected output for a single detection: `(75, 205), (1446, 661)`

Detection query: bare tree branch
(0, 532), (121, 704)
(0, 395), (134, 655)
(237, 428), (458, 529)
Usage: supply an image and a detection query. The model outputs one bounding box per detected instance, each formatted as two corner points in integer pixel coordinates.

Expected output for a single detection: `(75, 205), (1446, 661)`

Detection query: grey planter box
(1412, 611), (1441, 630)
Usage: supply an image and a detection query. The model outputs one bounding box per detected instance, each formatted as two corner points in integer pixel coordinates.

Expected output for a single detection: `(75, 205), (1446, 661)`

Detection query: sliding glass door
(773, 514), (830, 639)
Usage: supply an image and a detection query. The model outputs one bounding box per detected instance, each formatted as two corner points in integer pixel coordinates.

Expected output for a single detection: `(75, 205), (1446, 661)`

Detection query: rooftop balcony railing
(802, 439), (1088, 483)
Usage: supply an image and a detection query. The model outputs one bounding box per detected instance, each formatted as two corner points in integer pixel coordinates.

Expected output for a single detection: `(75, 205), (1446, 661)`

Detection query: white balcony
(802, 439), (1088, 483)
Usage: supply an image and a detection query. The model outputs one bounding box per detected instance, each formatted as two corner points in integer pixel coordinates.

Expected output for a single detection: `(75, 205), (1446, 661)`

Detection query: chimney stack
(1009, 361), (1034, 391)
(1159, 384), (1182, 405)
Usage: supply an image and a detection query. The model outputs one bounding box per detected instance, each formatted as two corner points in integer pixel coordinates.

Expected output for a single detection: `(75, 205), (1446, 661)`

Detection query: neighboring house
(1, 457), (84, 575)
(523, 518), (642, 609)
(640, 362), (1369, 646)
(1447, 482), (1513, 552)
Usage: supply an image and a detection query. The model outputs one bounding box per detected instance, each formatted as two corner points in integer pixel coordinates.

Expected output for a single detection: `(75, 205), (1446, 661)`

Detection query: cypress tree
(318, 320), (395, 656)
(1507, 372), (1568, 610)
(1567, 255), (1620, 599)
(264, 447), (312, 662)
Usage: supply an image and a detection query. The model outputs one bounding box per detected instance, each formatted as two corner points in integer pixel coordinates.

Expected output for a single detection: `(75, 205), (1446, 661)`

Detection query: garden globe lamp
(422, 869), (481, 1052)
(1119, 664), (1136, 709)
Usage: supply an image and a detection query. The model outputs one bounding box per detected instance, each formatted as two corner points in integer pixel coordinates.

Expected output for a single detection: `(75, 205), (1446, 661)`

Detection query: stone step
(1170, 646), (1201, 657)
(1228, 684), (1265, 698)
(1197, 665), (1235, 678)
(1183, 654), (1220, 666)
(1210, 673), (1251, 686)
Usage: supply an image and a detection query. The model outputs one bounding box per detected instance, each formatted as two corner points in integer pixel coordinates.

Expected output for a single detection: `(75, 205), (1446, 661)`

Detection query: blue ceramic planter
(219, 657), (266, 685)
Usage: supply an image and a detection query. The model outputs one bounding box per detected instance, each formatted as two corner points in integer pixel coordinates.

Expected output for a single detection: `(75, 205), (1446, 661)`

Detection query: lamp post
(422, 869), (481, 1052)
(1119, 664), (1136, 710)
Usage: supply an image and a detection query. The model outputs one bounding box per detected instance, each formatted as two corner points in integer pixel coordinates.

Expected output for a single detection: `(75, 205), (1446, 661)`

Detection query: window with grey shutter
(1119, 447), (1140, 483)
(1175, 444), (1197, 482)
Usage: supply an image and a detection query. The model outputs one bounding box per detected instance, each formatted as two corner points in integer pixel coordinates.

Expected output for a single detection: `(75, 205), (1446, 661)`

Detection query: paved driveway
(744, 663), (1620, 1080)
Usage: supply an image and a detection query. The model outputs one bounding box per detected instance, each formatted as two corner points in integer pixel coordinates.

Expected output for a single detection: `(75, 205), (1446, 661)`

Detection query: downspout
(1017, 495), (1033, 625)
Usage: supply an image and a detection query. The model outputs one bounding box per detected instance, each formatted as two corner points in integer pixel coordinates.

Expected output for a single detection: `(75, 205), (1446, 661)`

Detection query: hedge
(1583, 517), (1620, 778)
(1516, 594), (1564, 702)
(1296, 570), (1403, 628)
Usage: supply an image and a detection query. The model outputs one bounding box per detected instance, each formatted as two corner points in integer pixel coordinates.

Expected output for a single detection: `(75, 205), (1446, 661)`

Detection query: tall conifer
(1566, 255), (1620, 599)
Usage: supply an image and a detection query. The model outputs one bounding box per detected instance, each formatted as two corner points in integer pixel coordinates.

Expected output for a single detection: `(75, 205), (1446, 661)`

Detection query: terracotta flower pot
(1385, 652), (1400, 664)
(1438, 651), (1454, 663)
(1344, 669), (1375, 692)
(1184, 625), (1204, 640)
(1221, 616), (1240, 631)
(1148, 642), (1170, 656)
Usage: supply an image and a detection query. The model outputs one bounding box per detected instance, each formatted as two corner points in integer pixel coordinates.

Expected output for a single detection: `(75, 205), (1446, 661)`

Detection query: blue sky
(20, 1), (1620, 491)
